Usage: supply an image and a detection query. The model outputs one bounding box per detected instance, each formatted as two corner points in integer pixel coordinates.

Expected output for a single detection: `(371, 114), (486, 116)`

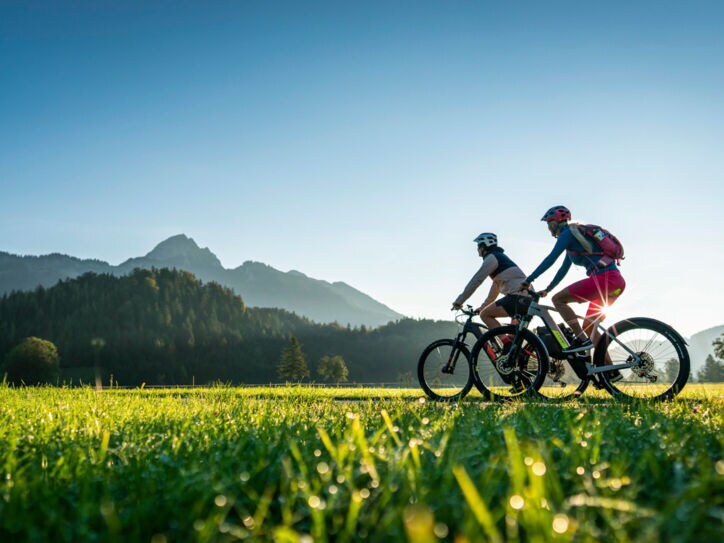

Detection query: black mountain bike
(417, 306), (487, 401)
(471, 290), (690, 401)
(469, 311), (550, 402)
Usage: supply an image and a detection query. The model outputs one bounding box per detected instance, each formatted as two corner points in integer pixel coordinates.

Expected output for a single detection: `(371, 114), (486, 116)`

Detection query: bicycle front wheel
(594, 317), (690, 401)
(418, 339), (474, 401)
(471, 326), (549, 401)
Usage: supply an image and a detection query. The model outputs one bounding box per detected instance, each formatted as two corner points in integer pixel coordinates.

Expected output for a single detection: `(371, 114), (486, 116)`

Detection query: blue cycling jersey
(526, 225), (617, 291)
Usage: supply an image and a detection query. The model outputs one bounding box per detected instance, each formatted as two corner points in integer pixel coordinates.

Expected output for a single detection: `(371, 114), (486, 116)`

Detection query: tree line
(697, 336), (724, 382)
(0, 269), (456, 385)
(3, 268), (722, 386)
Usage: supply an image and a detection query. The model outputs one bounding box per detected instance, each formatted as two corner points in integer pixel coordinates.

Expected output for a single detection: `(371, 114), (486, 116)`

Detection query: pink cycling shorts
(566, 269), (626, 318)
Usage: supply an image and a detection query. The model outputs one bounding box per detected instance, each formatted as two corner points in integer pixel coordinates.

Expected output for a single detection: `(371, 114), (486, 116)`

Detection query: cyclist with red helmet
(452, 232), (531, 329)
(522, 206), (626, 365)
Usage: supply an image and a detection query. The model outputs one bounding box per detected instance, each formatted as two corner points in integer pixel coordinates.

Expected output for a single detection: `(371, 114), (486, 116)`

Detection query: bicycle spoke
(596, 318), (689, 401)
(472, 325), (548, 401)
(418, 339), (473, 401)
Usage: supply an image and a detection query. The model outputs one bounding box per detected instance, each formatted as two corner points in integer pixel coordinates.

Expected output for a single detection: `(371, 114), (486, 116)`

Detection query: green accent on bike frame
(551, 329), (568, 348)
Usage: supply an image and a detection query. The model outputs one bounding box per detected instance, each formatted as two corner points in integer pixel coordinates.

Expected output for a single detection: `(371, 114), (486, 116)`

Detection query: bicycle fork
(503, 318), (530, 372)
(442, 333), (467, 374)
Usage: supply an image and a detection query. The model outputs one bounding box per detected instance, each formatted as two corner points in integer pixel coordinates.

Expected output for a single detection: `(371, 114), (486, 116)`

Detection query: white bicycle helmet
(473, 232), (498, 248)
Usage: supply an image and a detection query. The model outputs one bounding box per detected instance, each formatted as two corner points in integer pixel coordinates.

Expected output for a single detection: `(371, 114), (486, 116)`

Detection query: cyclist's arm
(453, 255), (498, 306)
(525, 230), (571, 284)
(546, 255), (572, 291)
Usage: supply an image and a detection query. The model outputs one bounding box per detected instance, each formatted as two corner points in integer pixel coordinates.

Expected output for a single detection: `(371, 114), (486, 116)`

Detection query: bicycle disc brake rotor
(630, 351), (655, 378)
(494, 353), (515, 376)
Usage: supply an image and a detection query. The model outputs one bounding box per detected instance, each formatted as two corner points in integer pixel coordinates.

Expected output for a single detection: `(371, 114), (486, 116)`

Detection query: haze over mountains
(688, 325), (724, 376)
(0, 235), (404, 327)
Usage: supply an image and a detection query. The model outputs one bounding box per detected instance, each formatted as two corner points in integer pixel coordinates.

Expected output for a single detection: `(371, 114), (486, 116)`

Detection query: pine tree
(713, 334), (724, 361)
(697, 354), (724, 383)
(277, 336), (309, 382)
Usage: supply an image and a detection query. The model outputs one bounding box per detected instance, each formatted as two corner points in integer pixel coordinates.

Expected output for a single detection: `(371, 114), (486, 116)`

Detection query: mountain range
(0, 235), (404, 327)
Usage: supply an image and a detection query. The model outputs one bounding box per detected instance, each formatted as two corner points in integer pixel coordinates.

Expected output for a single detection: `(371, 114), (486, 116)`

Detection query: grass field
(1, 384), (722, 542)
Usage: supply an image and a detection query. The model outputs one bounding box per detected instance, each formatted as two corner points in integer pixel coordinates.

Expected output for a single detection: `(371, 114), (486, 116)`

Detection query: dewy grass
(0, 384), (721, 542)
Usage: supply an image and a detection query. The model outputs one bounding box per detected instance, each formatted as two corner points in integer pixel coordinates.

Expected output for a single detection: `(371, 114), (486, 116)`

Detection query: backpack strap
(567, 224), (603, 256)
(567, 224), (613, 269)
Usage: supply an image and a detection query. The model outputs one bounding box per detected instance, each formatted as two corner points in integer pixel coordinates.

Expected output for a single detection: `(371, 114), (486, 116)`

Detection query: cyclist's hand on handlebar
(521, 282), (540, 297)
(451, 302), (462, 311)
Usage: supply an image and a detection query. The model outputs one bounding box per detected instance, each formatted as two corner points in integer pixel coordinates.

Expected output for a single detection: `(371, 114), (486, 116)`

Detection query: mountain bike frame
(510, 291), (645, 377)
(442, 306), (487, 373)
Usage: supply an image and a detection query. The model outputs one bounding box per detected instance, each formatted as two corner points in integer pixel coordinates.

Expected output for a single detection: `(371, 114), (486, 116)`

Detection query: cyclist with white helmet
(452, 233), (531, 329)
(522, 206), (626, 364)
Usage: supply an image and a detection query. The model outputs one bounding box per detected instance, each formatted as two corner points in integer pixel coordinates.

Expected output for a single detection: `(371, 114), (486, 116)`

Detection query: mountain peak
(147, 234), (199, 257)
(143, 234), (222, 268)
(1, 237), (406, 326)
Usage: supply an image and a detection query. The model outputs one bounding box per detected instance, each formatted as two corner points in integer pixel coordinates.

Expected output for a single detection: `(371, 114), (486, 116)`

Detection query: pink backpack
(568, 224), (625, 266)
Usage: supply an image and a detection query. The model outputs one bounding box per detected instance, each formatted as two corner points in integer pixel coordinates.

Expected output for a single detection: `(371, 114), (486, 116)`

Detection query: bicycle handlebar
(451, 305), (478, 317)
(460, 305), (478, 316)
(520, 286), (541, 302)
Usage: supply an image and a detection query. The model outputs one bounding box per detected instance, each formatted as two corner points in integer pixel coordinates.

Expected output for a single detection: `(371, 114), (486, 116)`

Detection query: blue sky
(1, 1), (723, 336)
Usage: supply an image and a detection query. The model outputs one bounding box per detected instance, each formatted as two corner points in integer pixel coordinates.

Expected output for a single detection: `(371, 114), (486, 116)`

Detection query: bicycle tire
(471, 326), (549, 401)
(536, 355), (590, 401)
(594, 317), (690, 401)
(418, 339), (474, 401)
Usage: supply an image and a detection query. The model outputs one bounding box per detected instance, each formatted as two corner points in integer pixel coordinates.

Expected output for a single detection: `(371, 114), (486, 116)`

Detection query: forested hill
(0, 269), (456, 385)
(0, 234), (404, 327)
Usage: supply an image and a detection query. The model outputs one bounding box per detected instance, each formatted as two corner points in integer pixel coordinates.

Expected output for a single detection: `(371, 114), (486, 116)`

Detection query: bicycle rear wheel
(594, 317), (690, 401)
(417, 339), (474, 401)
(471, 326), (548, 401)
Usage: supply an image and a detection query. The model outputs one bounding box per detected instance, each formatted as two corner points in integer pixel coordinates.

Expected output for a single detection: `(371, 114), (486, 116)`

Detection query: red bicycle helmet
(541, 205), (571, 223)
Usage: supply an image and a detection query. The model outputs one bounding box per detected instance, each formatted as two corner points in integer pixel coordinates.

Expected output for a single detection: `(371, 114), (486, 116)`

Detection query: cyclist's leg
(565, 271), (627, 383)
(555, 272), (625, 341)
(551, 287), (588, 339)
(585, 272), (626, 364)
(479, 303), (509, 329)
(481, 295), (531, 330)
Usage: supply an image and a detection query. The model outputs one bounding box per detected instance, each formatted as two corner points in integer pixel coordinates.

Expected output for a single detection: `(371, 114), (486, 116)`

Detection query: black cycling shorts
(495, 294), (532, 318)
